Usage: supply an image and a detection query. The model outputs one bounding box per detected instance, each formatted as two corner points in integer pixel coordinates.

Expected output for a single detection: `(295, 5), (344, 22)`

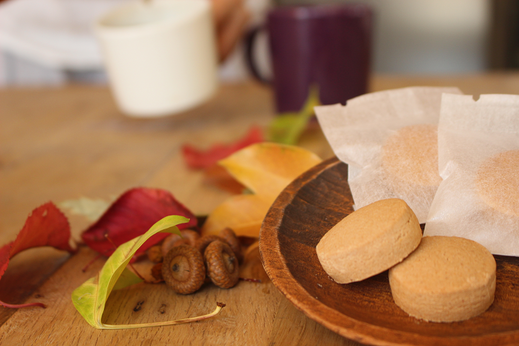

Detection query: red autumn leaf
(0, 202), (74, 309)
(182, 125), (264, 169)
(81, 187), (197, 258)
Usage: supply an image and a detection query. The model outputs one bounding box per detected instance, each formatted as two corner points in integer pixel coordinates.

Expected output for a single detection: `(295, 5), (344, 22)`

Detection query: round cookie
(475, 150), (519, 217)
(381, 124), (442, 187)
(316, 198), (422, 284)
(389, 236), (496, 323)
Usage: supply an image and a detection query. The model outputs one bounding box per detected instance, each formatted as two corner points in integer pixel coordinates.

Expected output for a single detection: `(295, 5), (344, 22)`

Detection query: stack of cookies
(316, 199), (496, 323)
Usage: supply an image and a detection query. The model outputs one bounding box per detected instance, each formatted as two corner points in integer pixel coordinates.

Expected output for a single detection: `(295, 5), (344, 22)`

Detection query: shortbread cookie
(381, 124), (442, 187)
(475, 150), (519, 217)
(316, 199), (422, 284)
(389, 236), (496, 322)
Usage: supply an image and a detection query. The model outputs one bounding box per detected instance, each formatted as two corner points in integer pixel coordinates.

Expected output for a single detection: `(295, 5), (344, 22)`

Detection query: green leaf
(267, 86), (320, 145)
(71, 215), (225, 329)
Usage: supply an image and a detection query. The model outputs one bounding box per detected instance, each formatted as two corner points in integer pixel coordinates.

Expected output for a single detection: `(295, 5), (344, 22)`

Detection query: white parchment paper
(315, 87), (462, 223)
(424, 93), (519, 256)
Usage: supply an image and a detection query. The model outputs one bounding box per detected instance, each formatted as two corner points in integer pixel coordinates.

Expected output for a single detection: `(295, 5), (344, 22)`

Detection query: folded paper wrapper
(316, 88), (519, 257)
(315, 86), (462, 223)
(424, 93), (519, 257)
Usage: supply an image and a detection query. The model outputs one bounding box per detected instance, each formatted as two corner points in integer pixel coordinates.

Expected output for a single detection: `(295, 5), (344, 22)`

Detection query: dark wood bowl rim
(259, 156), (519, 346)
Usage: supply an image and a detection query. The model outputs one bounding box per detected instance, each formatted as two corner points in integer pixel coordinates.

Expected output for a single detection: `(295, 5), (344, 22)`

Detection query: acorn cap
(204, 240), (240, 289)
(161, 229), (200, 256)
(195, 234), (224, 255)
(162, 245), (206, 294)
(219, 227), (243, 264)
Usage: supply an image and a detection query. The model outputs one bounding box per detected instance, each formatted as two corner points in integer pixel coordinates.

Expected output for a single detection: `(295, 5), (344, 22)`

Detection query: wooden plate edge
(259, 156), (519, 346)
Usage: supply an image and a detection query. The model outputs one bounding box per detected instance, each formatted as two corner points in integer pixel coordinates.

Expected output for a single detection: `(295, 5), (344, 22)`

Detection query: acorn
(219, 228), (243, 264)
(147, 245), (164, 263)
(194, 235), (223, 255)
(204, 240), (240, 289)
(151, 262), (164, 282)
(162, 245), (206, 294)
(161, 229), (200, 257)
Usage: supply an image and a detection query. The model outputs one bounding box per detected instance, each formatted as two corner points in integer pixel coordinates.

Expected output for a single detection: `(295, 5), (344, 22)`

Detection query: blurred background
(0, 0), (518, 86)
(275, 0), (519, 74)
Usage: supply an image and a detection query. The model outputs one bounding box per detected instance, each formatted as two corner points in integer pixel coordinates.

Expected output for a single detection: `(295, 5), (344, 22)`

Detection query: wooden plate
(260, 156), (519, 346)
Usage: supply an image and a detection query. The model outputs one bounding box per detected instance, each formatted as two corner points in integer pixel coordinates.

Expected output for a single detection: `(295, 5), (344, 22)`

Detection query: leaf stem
(101, 302), (225, 329)
(82, 253), (103, 272)
(127, 262), (147, 282)
(0, 300), (46, 309)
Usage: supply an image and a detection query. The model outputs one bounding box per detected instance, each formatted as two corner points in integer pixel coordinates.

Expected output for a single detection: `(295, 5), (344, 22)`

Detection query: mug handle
(244, 26), (271, 84)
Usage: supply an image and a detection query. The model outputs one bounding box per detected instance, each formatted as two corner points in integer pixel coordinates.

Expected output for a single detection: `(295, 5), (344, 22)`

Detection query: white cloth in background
(0, 0), (127, 69)
(0, 0), (271, 86)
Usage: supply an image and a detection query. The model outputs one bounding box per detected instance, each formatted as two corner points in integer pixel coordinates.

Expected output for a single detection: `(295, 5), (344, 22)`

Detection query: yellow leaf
(219, 143), (321, 199)
(202, 194), (272, 237)
(203, 143), (322, 238)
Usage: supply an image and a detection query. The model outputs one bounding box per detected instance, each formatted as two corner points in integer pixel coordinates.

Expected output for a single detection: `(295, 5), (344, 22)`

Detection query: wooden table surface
(1, 73), (518, 345)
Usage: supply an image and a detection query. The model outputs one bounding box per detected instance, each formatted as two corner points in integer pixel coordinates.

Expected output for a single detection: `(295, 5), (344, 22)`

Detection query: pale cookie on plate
(316, 198), (422, 284)
(389, 236), (496, 322)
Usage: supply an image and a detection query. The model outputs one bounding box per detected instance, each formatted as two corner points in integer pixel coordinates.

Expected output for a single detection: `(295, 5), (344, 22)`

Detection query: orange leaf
(202, 164), (245, 194)
(202, 194), (272, 237)
(219, 143), (321, 199)
(203, 143), (322, 238)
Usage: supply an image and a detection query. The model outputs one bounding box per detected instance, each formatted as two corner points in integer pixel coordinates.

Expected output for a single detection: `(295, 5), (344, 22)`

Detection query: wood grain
(0, 246), (359, 345)
(260, 156), (519, 346)
(2, 74), (519, 345)
(0, 82), (353, 345)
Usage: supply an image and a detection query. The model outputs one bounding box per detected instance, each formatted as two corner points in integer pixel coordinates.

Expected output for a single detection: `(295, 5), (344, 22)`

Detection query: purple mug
(246, 4), (373, 113)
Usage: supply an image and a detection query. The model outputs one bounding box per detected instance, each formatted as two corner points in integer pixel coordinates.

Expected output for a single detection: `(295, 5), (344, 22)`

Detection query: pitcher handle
(244, 26), (271, 84)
